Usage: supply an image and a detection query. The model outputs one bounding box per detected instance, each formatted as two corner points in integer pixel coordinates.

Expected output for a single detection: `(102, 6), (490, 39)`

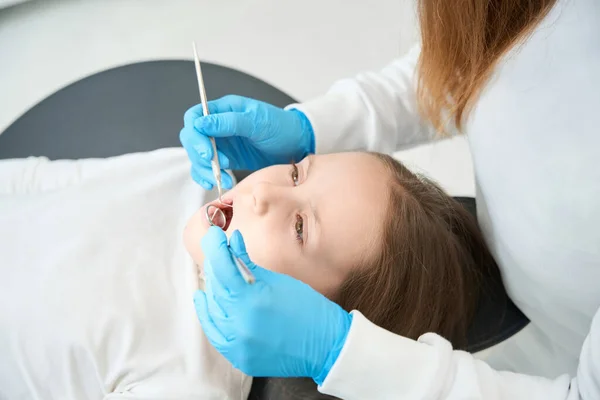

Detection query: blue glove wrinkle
(191, 165), (234, 190)
(193, 289), (228, 347)
(290, 109), (316, 157)
(313, 312), (353, 385)
(217, 151), (230, 169)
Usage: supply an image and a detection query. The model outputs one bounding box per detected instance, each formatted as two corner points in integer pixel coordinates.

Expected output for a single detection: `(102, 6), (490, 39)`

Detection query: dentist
(179, 0), (600, 398)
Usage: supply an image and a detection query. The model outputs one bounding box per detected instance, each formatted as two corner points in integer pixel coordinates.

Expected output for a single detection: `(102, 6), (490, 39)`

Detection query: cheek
(301, 264), (346, 300)
(226, 210), (300, 277)
(242, 227), (343, 299)
(232, 221), (288, 273)
(183, 209), (209, 265)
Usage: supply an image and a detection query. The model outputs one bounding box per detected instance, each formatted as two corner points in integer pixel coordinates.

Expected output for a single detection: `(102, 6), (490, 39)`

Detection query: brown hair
(336, 153), (499, 348)
(417, 0), (557, 132)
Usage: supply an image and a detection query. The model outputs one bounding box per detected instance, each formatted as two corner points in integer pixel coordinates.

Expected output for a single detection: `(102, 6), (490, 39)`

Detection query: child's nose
(252, 182), (291, 216)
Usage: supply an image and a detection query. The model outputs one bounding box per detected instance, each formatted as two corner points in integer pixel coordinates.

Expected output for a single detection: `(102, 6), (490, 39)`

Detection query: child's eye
(295, 214), (304, 243)
(290, 163), (299, 186)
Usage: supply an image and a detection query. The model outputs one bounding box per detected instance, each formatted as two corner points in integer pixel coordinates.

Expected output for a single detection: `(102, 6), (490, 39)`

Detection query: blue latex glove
(194, 227), (352, 384)
(180, 95), (315, 190)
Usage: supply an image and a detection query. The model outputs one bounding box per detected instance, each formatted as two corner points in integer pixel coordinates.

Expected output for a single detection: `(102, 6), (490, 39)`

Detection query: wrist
(289, 109), (315, 158)
(313, 309), (353, 385)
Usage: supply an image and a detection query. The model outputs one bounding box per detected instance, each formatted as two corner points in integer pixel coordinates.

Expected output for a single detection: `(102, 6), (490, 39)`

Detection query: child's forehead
(310, 152), (386, 177)
(309, 153), (389, 259)
(307, 153), (387, 200)
(310, 154), (389, 201)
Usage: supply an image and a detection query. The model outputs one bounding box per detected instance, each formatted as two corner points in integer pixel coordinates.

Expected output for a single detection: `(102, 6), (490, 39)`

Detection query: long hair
(416, 0), (558, 132)
(336, 153), (499, 347)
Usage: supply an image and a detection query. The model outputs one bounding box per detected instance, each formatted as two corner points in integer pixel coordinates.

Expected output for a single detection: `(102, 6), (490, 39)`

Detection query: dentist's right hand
(180, 95), (315, 190)
(194, 227), (352, 384)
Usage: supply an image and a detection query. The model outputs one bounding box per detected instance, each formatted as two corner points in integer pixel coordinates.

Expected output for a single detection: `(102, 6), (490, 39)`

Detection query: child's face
(184, 152), (389, 298)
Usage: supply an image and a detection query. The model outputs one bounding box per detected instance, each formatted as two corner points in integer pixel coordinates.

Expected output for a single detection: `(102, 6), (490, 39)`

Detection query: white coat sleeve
(319, 309), (600, 400)
(288, 45), (441, 155)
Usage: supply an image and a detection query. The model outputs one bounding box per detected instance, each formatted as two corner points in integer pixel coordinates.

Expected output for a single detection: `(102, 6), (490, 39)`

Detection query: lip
(220, 191), (234, 205)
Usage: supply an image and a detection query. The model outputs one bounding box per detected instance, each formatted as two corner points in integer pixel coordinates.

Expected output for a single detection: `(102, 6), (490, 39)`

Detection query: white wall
(0, 0), (418, 131)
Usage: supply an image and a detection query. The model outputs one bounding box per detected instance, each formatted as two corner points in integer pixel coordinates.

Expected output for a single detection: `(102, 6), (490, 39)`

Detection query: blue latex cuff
(313, 312), (353, 386)
(291, 109), (316, 157)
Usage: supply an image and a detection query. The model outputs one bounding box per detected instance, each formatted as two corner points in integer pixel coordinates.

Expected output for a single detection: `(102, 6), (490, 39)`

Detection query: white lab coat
(291, 0), (600, 398)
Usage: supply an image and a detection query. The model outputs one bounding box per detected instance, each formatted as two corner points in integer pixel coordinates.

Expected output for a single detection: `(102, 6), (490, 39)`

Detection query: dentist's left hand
(179, 95), (314, 191)
(194, 226), (352, 383)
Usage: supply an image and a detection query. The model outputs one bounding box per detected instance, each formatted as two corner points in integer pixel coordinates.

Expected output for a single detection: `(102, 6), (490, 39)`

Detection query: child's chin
(183, 219), (207, 266)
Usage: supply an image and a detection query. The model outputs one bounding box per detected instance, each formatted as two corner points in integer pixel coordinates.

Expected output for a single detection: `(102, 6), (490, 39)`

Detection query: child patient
(0, 149), (494, 399)
(184, 151), (495, 347)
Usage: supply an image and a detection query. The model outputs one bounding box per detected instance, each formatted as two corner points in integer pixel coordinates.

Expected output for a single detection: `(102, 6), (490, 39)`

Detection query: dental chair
(0, 61), (529, 400)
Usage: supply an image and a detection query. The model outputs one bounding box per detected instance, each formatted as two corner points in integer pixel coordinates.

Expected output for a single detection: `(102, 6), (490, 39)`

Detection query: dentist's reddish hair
(417, 0), (557, 132)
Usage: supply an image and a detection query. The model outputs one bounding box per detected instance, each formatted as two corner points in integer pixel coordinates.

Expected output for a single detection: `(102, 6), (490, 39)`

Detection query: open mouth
(206, 198), (234, 231)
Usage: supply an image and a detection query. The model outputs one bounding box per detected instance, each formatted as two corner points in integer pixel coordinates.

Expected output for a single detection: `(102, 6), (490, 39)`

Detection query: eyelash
(291, 163), (300, 186)
(295, 214), (304, 243)
(291, 163), (304, 244)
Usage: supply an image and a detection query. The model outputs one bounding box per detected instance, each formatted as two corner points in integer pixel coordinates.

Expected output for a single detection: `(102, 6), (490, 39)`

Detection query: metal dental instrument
(230, 247), (256, 284)
(205, 204), (227, 230)
(194, 43), (254, 285)
(205, 204), (256, 285)
(192, 41), (227, 204)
